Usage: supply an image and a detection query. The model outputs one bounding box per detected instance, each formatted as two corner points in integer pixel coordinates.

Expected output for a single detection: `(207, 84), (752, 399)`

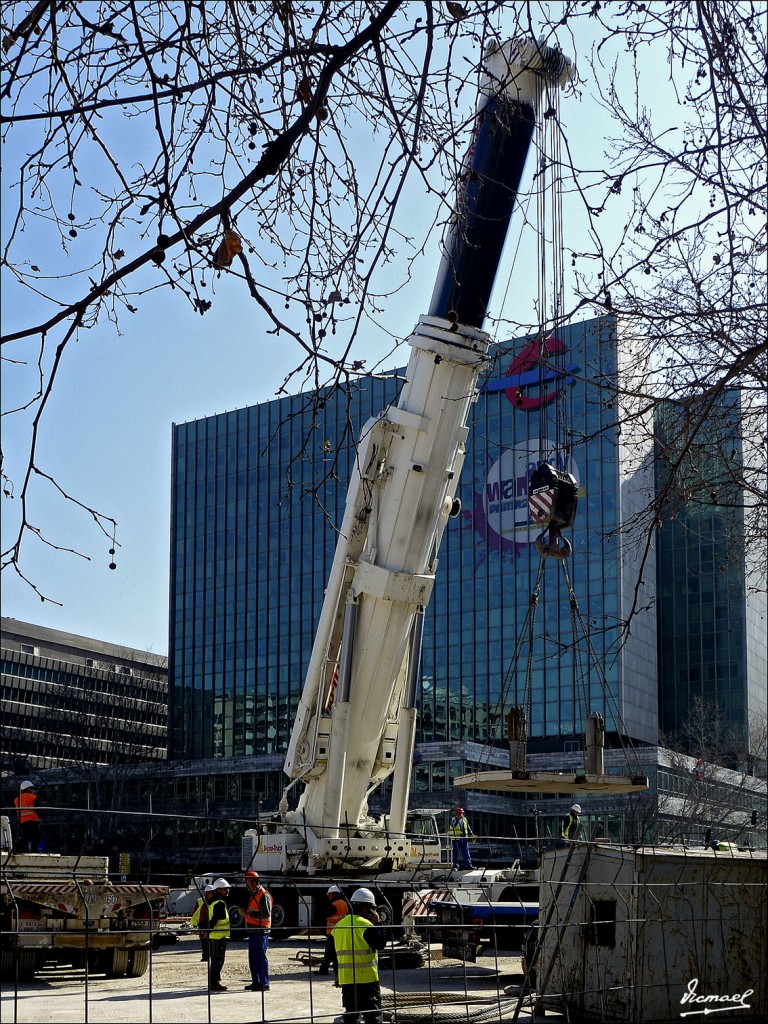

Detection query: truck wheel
(227, 904), (247, 940)
(269, 896), (296, 940)
(107, 948), (130, 977)
(0, 949), (15, 980)
(1, 948), (39, 980)
(17, 949), (40, 979)
(87, 950), (105, 974)
(376, 904), (393, 926)
(128, 949), (149, 977)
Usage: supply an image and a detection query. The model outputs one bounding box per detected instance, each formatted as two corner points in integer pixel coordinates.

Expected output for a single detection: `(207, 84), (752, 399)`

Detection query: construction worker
(207, 878), (231, 992)
(243, 870), (272, 991)
(317, 884), (350, 976)
(332, 887), (387, 1024)
(190, 883), (215, 961)
(561, 803), (581, 842)
(449, 807), (474, 869)
(14, 781), (40, 852)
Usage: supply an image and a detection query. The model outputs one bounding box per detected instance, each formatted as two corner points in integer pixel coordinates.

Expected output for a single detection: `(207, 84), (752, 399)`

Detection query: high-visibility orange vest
(15, 792), (39, 823)
(244, 886), (272, 928)
(327, 896), (351, 934)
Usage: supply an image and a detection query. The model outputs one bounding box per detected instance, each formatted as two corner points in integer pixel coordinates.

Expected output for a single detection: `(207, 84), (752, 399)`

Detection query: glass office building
(655, 392), (768, 752)
(168, 315), (664, 835)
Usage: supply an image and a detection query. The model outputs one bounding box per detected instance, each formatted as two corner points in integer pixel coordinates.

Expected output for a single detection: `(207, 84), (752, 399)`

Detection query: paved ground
(0, 932), (560, 1023)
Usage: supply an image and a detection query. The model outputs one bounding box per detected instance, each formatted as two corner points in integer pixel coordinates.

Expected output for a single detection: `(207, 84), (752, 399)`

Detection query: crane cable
(478, 558), (545, 771)
(561, 559), (646, 777)
(485, 67), (643, 780)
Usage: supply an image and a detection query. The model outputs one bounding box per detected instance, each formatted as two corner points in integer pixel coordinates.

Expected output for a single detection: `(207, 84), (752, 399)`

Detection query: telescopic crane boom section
(281, 39), (574, 872)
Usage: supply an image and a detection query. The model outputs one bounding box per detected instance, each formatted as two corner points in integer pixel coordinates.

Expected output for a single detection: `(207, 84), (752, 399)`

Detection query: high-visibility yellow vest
(561, 812), (578, 839)
(332, 914), (378, 986)
(449, 816), (471, 839)
(208, 898), (230, 940)
(190, 896), (208, 928)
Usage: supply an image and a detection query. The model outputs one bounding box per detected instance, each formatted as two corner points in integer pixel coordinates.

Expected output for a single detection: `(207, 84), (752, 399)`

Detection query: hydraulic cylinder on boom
(263, 38), (574, 875)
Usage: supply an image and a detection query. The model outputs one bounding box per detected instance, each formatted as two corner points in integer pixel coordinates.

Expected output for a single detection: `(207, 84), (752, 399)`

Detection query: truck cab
(402, 811), (446, 869)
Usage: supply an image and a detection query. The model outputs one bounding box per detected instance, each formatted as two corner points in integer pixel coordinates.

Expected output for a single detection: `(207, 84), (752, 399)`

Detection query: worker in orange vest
(243, 870), (273, 991)
(317, 884), (351, 977)
(14, 780), (40, 852)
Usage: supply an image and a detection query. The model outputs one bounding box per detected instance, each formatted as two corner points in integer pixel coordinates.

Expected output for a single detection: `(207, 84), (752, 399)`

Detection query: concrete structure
(536, 843), (767, 1022)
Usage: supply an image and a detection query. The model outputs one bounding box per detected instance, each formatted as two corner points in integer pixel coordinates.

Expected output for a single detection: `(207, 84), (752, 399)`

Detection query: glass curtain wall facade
(169, 376), (401, 762)
(655, 391), (765, 754)
(169, 315), (658, 824)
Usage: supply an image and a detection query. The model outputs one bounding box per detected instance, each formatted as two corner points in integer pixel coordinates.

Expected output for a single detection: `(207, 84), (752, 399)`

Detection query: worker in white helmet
(190, 883), (215, 961)
(332, 887), (387, 1023)
(14, 780), (41, 852)
(317, 884), (351, 977)
(560, 803), (582, 842)
(207, 878), (232, 992)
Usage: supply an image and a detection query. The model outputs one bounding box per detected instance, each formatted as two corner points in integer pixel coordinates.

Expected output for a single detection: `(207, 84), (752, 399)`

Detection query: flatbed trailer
(1, 826), (169, 980)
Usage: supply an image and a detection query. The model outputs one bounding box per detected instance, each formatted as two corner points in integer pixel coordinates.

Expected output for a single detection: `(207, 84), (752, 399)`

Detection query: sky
(0, 10), (680, 657)
(0, 166), (453, 654)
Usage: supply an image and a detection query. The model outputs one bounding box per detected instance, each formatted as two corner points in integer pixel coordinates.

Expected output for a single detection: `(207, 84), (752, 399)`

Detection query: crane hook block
(528, 462), (578, 529)
(535, 524), (572, 560)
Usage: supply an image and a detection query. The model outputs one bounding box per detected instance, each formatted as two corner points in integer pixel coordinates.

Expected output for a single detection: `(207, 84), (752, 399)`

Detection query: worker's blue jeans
(248, 929), (270, 987)
(452, 838), (472, 869)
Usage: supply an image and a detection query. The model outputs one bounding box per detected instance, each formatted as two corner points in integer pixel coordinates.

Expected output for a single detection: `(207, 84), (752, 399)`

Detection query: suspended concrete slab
(454, 769), (650, 794)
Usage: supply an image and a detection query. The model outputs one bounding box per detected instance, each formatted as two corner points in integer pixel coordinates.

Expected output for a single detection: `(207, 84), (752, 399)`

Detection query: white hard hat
(571, 804), (582, 814)
(204, 884), (214, 893)
(213, 878), (231, 890)
(20, 780), (35, 790)
(351, 887), (376, 906)
(327, 884), (341, 894)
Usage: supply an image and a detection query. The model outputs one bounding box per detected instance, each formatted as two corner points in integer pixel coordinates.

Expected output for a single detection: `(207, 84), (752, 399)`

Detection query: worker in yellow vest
(560, 803), (581, 842)
(332, 887), (387, 1024)
(207, 879), (231, 992)
(449, 806), (474, 869)
(190, 883), (215, 961)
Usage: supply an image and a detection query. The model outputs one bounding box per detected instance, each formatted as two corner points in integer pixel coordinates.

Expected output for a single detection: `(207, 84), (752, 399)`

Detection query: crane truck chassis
(1, 816), (169, 981)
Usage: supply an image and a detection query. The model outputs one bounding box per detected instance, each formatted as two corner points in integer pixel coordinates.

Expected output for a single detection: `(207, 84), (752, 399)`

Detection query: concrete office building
(1, 617), (168, 775)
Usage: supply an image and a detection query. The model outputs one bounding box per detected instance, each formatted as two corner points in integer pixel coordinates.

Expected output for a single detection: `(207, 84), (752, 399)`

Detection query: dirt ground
(0, 929), (560, 1023)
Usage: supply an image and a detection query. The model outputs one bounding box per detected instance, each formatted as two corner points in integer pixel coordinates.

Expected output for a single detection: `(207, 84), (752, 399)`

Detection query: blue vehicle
(433, 895), (539, 962)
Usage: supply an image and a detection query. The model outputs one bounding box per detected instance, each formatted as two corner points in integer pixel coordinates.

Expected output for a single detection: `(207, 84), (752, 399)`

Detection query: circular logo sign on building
(483, 441), (580, 545)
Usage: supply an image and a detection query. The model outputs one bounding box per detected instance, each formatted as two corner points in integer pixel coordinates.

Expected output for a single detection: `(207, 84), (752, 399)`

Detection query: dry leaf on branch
(213, 228), (243, 267)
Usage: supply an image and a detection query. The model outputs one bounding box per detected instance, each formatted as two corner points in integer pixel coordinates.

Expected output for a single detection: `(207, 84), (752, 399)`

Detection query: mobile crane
(233, 36), (574, 935)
